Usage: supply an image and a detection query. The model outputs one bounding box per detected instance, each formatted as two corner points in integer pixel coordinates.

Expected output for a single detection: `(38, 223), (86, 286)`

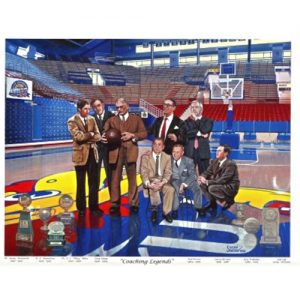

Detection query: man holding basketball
(102, 98), (147, 215)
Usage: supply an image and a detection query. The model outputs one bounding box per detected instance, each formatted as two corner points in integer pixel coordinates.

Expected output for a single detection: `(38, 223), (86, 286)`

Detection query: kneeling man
(198, 144), (240, 215)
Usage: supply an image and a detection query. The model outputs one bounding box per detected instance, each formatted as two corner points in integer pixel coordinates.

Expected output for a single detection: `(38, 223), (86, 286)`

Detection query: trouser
(200, 183), (234, 205)
(172, 179), (202, 210)
(148, 182), (174, 215)
(75, 150), (99, 211)
(97, 146), (112, 193)
(110, 147), (138, 207)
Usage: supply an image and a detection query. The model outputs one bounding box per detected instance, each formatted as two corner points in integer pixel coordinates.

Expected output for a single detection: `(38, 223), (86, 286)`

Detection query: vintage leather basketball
(105, 128), (121, 148)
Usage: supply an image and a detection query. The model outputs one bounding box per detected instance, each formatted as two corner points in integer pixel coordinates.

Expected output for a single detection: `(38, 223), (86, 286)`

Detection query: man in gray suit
(198, 144), (240, 216)
(171, 144), (203, 219)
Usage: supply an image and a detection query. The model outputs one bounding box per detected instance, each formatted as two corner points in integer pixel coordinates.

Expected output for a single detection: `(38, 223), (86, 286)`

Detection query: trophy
(232, 203), (246, 226)
(47, 221), (65, 247)
(16, 194), (34, 242)
(260, 208), (282, 245)
(58, 194), (74, 225)
(38, 208), (53, 231)
(244, 217), (260, 234)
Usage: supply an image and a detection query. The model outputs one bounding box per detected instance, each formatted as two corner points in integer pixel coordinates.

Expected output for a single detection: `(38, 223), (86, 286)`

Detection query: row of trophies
(16, 194), (75, 247)
(232, 203), (282, 245)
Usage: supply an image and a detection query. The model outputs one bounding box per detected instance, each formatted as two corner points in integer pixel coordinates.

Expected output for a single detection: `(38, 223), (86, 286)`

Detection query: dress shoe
(151, 211), (157, 223)
(130, 206), (139, 214)
(78, 210), (86, 217)
(163, 214), (173, 223)
(109, 206), (120, 215)
(91, 208), (104, 216)
(222, 199), (234, 211)
(172, 210), (178, 219)
(196, 208), (206, 217)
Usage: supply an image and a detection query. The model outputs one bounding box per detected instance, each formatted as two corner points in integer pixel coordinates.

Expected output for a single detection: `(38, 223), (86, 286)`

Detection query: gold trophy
(16, 194), (34, 242)
(58, 194), (74, 225)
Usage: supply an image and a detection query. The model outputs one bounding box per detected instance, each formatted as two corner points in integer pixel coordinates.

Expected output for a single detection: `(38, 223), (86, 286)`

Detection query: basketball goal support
(209, 63), (244, 148)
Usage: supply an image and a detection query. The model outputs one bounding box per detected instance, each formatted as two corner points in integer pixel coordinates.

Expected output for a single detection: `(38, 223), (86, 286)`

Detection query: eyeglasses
(163, 103), (174, 107)
(116, 105), (124, 109)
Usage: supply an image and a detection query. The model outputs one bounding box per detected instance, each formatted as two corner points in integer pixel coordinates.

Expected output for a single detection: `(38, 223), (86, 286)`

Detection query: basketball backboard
(210, 77), (244, 100)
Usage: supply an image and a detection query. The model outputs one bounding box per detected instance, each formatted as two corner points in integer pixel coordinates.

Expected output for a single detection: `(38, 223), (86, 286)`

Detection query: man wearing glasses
(148, 99), (186, 155)
(103, 98), (147, 215)
(184, 100), (213, 174)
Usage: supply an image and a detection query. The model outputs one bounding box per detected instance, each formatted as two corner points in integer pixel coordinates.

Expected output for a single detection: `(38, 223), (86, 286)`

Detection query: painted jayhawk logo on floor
(4, 170), (290, 257)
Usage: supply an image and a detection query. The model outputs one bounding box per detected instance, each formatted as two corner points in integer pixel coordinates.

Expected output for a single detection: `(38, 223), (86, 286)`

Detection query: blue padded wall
(5, 96), (76, 144)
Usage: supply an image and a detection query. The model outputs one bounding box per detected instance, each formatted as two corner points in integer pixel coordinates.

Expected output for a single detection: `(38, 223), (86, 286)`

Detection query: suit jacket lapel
(180, 157), (186, 171)
(149, 153), (156, 175)
(75, 115), (86, 132)
(167, 117), (177, 135)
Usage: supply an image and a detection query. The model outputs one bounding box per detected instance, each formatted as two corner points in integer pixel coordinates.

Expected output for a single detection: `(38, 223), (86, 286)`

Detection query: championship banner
(6, 77), (33, 100)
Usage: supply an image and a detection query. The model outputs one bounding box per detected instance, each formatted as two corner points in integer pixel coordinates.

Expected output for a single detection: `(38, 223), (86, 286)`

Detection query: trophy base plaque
(47, 234), (65, 247)
(260, 236), (282, 245)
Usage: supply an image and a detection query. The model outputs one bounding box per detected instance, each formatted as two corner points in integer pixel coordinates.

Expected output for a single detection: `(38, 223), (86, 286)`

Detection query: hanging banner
(6, 77), (33, 100)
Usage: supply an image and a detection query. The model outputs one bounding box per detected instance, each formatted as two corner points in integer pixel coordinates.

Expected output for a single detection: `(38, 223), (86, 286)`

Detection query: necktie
(84, 118), (88, 131)
(160, 118), (168, 140)
(121, 115), (125, 122)
(155, 155), (159, 177)
(98, 115), (103, 127)
(175, 160), (179, 168)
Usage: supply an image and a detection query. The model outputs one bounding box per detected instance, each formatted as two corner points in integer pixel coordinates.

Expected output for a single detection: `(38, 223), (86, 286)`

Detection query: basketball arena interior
(4, 39), (291, 257)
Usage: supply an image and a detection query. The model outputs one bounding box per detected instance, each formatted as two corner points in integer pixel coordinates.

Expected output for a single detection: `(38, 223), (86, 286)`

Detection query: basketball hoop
(221, 88), (232, 104)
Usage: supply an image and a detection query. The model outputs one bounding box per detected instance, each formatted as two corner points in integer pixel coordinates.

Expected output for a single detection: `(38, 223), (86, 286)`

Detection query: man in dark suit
(91, 99), (114, 192)
(148, 98), (186, 155)
(67, 99), (102, 217)
(103, 98), (147, 215)
(198, 144), (240, 216)
(171, 144), (203, 219)
(184, 100), (213, 174)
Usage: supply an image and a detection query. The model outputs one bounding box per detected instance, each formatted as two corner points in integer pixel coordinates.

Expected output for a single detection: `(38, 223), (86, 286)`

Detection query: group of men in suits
(68, 97), (240, 222)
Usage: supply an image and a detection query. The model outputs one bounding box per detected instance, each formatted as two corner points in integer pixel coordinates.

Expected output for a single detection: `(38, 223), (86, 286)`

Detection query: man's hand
(167, 133), (177, 142)
(121, 131), (134, 141)
(191, 113), (197, 120)
(198, 176), (207, 185)
(179, 183), (185, 194)
(101, 132), (108, 143)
